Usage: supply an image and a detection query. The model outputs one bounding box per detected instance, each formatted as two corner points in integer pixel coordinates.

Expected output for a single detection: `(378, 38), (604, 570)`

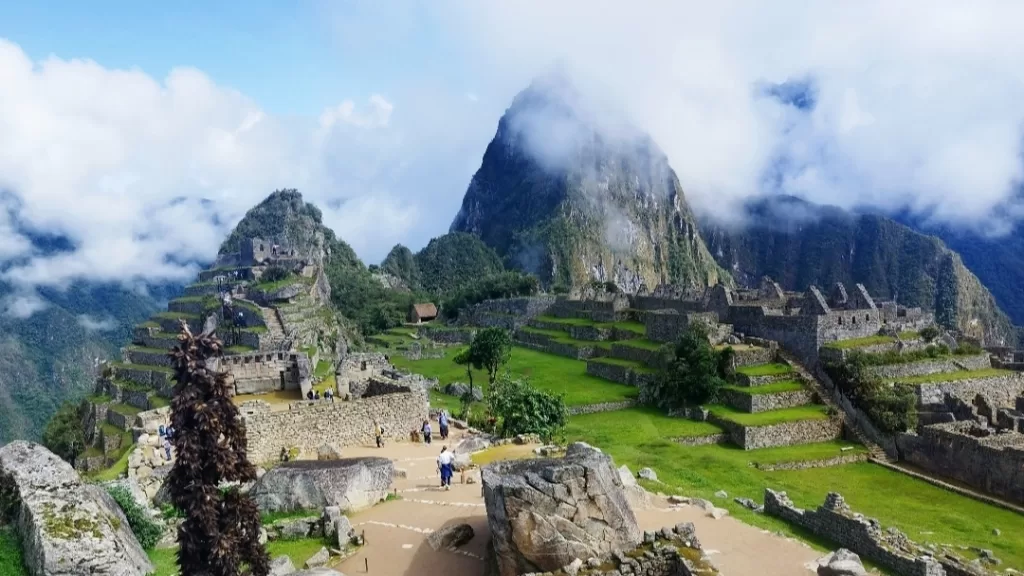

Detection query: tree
(470, 328), (512, 385)
(487, 375), (568, 440)
(167, 322), (269, 576)
(453, 347), (478, 417)
(651, 324), (727, 411)
(42, 402), (86, 466)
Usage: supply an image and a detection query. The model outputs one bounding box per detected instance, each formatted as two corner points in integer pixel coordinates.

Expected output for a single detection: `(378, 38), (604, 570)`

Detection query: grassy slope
(822, 335), (895, 350)
(707, 404), (829, 426)
(893, 368), (1013, 385)
(736, 363), (793, 377)
(564, 409), (1024, 569)
(0, 527), (26, 576)
(149, 539), (331, 576)
(390, 345), (637, 407)
(723, 380), (805, 395)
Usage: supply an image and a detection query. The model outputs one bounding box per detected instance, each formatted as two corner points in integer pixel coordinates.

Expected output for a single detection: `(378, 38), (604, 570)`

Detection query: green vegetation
(148, 396), (170, 409)
(391, 346), (637, 407)
(893, 368), (1013, 385)
(225, 345), (257, 355)
(564, 408), (1023, 568)
(0, 526), (26, 576)
(42, 402), (87, 466)
(707, 404), (830, 426)
(110, 403), (142, 416)
(589, 357), (655, 373)
(723, 380), (805, 395)
(824, 358), (918, 434)
(615, 338), (663, 351)
(314, 360), (332, 378)
(488, 375), (568, 440)
(736, 363), (793, 377)
(380, 244), (420, 289)
(648, 325), (731, 409)
(854, 342), (986, 367)
(566, 406), (722, 439)
(441, 271), (540, 319)
(253, 274), (309, 293)
(822, 335), (895, 350)
(107, 485), (162, 550)
(519, 326), (613, 350)
(414, 232), (504, 294)
(898, 330), (921, 340)
(153, 311), (199, 321)
(86, 444), (133, 482)
(150, 538), (335, 576)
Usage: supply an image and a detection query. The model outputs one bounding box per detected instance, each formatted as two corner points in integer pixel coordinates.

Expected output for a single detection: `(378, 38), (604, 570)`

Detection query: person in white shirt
(437, 446), (455, 490)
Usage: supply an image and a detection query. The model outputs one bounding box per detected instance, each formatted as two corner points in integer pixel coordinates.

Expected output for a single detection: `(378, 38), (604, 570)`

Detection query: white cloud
(4, 0), (1024, 309)
(1, 293), (47, 318)
(77, 314), (118, 332)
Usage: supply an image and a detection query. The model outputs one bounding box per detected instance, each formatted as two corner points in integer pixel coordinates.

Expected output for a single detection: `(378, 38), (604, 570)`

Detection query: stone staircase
(261, 305), (289, 350)
(777, 349), (896, 463)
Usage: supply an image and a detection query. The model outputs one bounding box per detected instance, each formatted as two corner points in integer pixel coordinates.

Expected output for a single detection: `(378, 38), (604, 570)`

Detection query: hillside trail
(337, 430), (824, 576)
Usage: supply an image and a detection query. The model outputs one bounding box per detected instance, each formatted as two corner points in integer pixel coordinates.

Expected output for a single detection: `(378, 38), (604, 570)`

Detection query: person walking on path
(437, 446), (454, 490)
(422, 419), (432, 445)
(375, 423), (385, 448)
(438, 410), (449, 440)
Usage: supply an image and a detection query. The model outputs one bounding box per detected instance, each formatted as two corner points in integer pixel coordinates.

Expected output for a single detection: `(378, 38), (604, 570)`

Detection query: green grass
(707, 404), (830, 426)
(86, 443), (134, 482)
(225, 345), (257, 355)
(149, 396), (170, 409)
(614, 338), (663, 351)
(86, 393), (113, 404)
(0, 526), (26, 576)
(518, 327), (613, 350)
(391, 346), (637, 406)
(893, 368), (1013, 385)
(254, 274), (313, 293)
(736, 362), (793, 377)
(137, 320), (160, 329)
(566, 407), (722, 439)
(109, 361), (173, 374)
(564, 409), (1024, 570)
(110, 403), (142, 416)
(241, 325), (268, 334)
(128, 345), (172, 354)
(898, 330), (921, 340)
(535, 314), (594, 326)
(299, 344), (317, 358)
(822, 335), (895, 350)
(589, 357), (657, 373)
(148, 539), (332, 576)
(153, 311), (200, 321)
(723, 380), (805, 395)
(314, 360), (332, 378)
(532, 315), (648, 336)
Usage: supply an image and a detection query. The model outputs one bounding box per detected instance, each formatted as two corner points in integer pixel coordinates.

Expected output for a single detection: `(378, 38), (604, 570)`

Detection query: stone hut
(409, 302), (438, 324)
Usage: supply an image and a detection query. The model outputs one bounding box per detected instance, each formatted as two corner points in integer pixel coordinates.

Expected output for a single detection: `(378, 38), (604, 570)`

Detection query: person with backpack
(438, 410), (449, 440)
(437, 445), (454, 491)
(375, 423), (385, 448)
(422, 419), (432, 445)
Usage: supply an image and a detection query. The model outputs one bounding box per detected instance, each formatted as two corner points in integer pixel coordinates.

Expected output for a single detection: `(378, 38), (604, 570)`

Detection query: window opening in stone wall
(838, 316), (844, 326)
(865, 314), (870, 322)
(851, 315), (857, 325)
(361, 361), (367, 371)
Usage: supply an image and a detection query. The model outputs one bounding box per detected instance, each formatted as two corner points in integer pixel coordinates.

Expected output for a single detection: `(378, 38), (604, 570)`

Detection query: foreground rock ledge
(251, 457), (394, 513)
(482, 442), (642, 576)
(0, 441), (153, 576)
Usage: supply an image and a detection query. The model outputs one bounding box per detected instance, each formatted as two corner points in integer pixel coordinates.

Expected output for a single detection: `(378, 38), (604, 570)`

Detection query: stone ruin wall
(765, 490), (991, 576)
(720, 388), (815, 413)
(707, 413), (842, 450)
(243, 389), (429, 463)
(628, 294), (706, 313)
(728, 306), (881, 365)
(915, 374), (1024, 408)
(897, 421), (1024, 506)
(213, 351), (306, 395)
(644, 310), (722, 343)
(864, 354), (992, 381)
(458, 296), (556, 329)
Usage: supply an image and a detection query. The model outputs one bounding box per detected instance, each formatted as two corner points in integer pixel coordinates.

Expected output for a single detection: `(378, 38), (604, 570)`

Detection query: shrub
(919, 325), (940, 342)
(649, 324), (728, 411)
(260, 265), (292, 283)
(442, 272), (540, 319)
(42, 402), (86, 467)
(954, 341), (983, 355)
(487, 375), (568, 441)
(106, 485), (163, 550)
(824, 357), (917, 434)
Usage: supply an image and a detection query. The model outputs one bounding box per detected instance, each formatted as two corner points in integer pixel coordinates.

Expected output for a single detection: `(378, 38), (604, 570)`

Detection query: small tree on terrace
(471, 327), (512, 384)
(651, 323), (727, 412)
(487, 375), (568, 441)
(166, 321), (269, 576)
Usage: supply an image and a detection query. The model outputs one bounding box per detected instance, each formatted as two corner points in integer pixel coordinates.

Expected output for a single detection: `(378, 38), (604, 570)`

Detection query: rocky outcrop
(427, 523), (475, 551)
(482, 442), (641, 576)
(0, 441), (153, 576)
(250, 457), (393, 513)
(816, 549), (868, 576)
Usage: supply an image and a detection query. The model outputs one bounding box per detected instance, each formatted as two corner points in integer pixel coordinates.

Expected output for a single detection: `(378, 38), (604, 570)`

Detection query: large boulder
(453, 435), (491, 455)
(817, 549), (868, 576)
(251, 457), (394, 513)
(482, 441), (641, 576)
(0, 441), (154, 575)
(427, 523), (475, 551)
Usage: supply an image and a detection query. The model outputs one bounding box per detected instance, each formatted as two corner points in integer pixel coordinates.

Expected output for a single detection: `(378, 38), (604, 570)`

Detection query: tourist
(437, 446), (454, 491)
(162, 437), (172, 461)
(306, 390), (314, 401)
(375, 423), (385, 448)
(422, 419), (432, 445)
(324, 388), (334, 401)
(279, 447), (290, 462)
(158, 424), (166, 438)
(314, 390), (321, 400)
(438, 410), (449, 440)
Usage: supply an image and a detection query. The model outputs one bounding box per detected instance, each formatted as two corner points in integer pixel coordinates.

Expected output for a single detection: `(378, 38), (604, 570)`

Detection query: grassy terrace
(109, 361), (173, 374)
(253, 274), (313, 293)
(822, 335), (895, 350)
(86, 393), (113, 404)
(564, 408), (1024, 569)
(128, 345), (172, 354)
(225, 345), (256, 355)
(518, 326), (613, 350)
(589, 357), (656, 372)
(893, 368), (1014, 385)
(614, 338), (663, 351)
(723, 380), (806, 395)
(736, 362), (793, 377)
(150, 539), (337, 576)
(153, 311), (200, 320)
(707, 404), (830, 426)
(390, 345), (637, 407)
(534, 314), (647, 334)
(149, 396), (170, 409)
(109, 403), (142, 416)
(898, 330), (921, 340)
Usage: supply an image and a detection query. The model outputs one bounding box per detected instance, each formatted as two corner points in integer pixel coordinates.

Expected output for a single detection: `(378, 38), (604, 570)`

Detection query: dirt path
(337, 433), (823, 576)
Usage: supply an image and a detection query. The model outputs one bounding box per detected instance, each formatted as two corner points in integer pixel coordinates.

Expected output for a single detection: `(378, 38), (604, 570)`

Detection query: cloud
(76, 314), (118, 332)
(1, 293), (47, 318)
(5, 0), (1024, 310)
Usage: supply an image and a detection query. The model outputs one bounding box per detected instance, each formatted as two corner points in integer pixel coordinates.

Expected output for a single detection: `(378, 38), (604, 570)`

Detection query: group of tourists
(305, 388), (335, 401)
(157, 424), (175, 461)
(420, 410), (451, 445)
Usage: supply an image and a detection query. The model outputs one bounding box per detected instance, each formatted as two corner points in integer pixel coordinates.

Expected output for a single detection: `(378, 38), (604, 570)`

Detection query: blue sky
(2, 1), (1024, 315)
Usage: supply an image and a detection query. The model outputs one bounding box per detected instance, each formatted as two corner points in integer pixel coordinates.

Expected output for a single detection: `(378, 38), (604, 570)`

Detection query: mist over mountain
(450, 71), (726, 292)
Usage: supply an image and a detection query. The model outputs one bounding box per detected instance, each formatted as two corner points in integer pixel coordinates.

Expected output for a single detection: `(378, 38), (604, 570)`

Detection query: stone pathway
(334, 432), (825, 576)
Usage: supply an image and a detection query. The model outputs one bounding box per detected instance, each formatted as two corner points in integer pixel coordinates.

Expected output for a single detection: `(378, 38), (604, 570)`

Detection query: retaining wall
(721, 389), (814, 413)
(167, 298), (208, 316)
(244, 390), (429, 463)
(585, 360), (633, 385)
(214, 352), (301, 395)
(608, 343), (661, 366)
(864, 354), (991, 381)
(567, 400), (637, 415)
(125, 347), (173, 368)
(709, 414), (842, 449)
(916, 374), (1024, 407)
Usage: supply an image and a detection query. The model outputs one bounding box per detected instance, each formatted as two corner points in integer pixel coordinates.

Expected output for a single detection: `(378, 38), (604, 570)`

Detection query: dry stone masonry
(250, 457), (394, 513)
